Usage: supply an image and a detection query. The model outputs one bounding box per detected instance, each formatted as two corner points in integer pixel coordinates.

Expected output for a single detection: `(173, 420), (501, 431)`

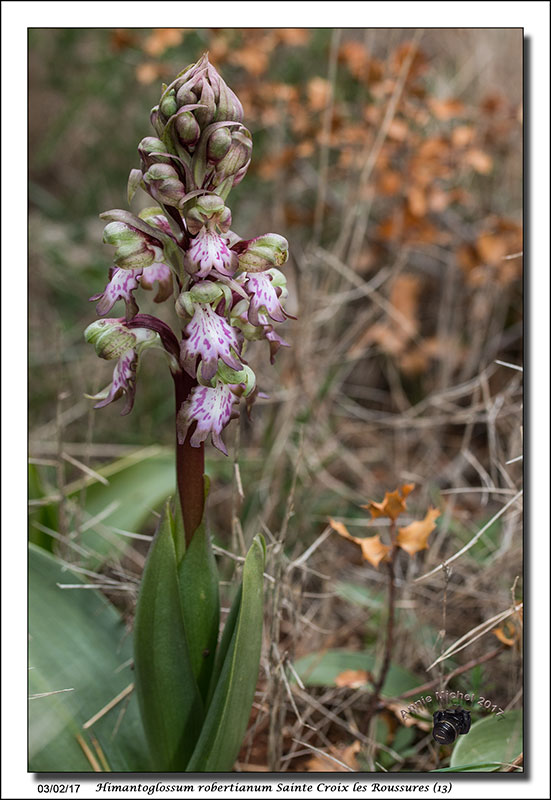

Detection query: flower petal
(180, 303), (242, 380)
(184, 228), (237, 279)
(140, 261), (173, 303)
(90, 267), (140, 318)
(87, 349), (138, 416)
(246, 272), (287, 326)
(177, 381), (239, 454)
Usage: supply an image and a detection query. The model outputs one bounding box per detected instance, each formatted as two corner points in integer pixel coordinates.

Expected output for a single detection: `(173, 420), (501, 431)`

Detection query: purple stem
(127, 314), (181, 361)
(173, 369), (205, 546)
(128, 312), (204, 543)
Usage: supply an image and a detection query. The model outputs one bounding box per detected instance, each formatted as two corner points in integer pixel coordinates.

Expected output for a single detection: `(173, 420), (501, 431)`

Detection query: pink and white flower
(184, 228), (237, 279)
(177, 381), (239, 455)
(180, 303), (243, 381)
(86, 348), (138, 416)
(245, 272), (288, 326)
(90, 262), (172, 319)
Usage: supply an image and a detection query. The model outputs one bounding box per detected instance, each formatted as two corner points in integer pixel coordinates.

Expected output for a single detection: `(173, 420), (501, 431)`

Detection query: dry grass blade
(83, 683), (134, 729)
(426, 604), (523, 670)
(415, 490), (522, 582)
(292, 739), (355, 772)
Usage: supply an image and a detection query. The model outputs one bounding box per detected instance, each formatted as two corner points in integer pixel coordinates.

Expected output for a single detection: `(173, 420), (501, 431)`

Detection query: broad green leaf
(335, 581), (384, 608)
(73, 448), (175, 566)
(185, 535), (266, 772)
(133, 502), (203, 771)
(178, 518), (220, 702)
(28, 464), (57, 552)
(206, 584), (242, 708)
(292, 649), (420, 697)
(431, 763), (508, 772)
(29, 544), (148, 771)
(450, 710), (522, 771)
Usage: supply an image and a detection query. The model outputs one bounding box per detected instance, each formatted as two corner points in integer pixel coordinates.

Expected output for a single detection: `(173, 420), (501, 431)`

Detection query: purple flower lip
(184, 228), (237, 279)
(245, 272), (293, 327)
(177, 381), (240, 455)
(89, 262), (172, 320)
(180, 303), (243, 381)
(86, 348), (138, 416)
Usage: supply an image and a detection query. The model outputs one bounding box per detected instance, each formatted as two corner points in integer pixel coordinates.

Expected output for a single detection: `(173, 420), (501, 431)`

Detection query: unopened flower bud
(84, 318), (155, 360)
(175, 280), (231, 318)
(176, 83), (199, 106)
(103, 221), (162, 271)
(206, 127), (253, 198)
(195, 79), (216, 129)
(160, 89), (178, 120)
(174, 111), (201, 148)
(216, 132), (251, 175)
(207, 127), (233, 164)
(234, 233), (289, 272)
(183, 194), (230, 235)
(143, 163), (186, 207)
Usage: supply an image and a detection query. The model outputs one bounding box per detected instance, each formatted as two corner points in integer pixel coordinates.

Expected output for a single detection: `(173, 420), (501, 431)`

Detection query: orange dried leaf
(397, 507), (440, 557)
(465, 149), (493, 174)
(339, 41), (369, 79)
(386, 701), (431, 731)
(306, 740), (361, 772)
(307, 77), (331, 111)
(357, 535), (391, 568)
(451, 125), (475, 148)
(136, 62), (165, 85)
(329, 518), (390, 568)
(429, 97), (465, 121)
(407, 185), (427, 217)
(476, 232), (509, 265)
(329, 518), (352, 539)
(361, 484), (415, 521)
(274, 28), (310, 47)
(143, 28), (184, 57)
(493, 626), (515, 647)
(230, 46), (270, 77)
(335, 669), (371, 688)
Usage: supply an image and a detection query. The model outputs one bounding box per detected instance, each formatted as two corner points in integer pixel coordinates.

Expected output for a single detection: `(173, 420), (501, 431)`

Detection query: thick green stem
(174, 370), (204, 546)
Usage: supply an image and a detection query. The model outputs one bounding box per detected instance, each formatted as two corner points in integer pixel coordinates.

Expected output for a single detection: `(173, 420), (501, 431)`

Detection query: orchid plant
(84, 55), (291, 772)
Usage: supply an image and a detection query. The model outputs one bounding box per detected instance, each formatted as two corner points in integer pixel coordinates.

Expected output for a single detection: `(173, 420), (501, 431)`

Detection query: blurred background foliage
(29, 28), (523, 772)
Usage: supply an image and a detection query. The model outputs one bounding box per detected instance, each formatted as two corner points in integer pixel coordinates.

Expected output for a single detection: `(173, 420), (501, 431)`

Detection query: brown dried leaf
(361, 484), (415, 521)
(386, 701), (432, 731)
(143, 28), (184, 57)
(465, 149), (493, 175)
(306, 740), (361, 772)
(377, 170), (402, 196)
(329, 518), (391, 569)
(407, 185), (427, 218)
(387, 118), (409, 142)
(136, 62), (166, 86)
(339, 41), (369, 79)
(307, 77), (332, 112)
(476, 232), (509, 265)
(230, 46), (270, 77)
(274, 28), (310, 47)
(493, 626), (515, 647)
(429, 97), (465, 121)
(335, 669), (371, 688)
(397, 507), (440, 557)
(110, 30), (138, 51)
(451, 125), (476, 148)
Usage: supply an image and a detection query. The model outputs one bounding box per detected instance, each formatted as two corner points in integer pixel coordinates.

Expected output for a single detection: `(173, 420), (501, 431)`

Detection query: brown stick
(364, 543), (398, 726)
